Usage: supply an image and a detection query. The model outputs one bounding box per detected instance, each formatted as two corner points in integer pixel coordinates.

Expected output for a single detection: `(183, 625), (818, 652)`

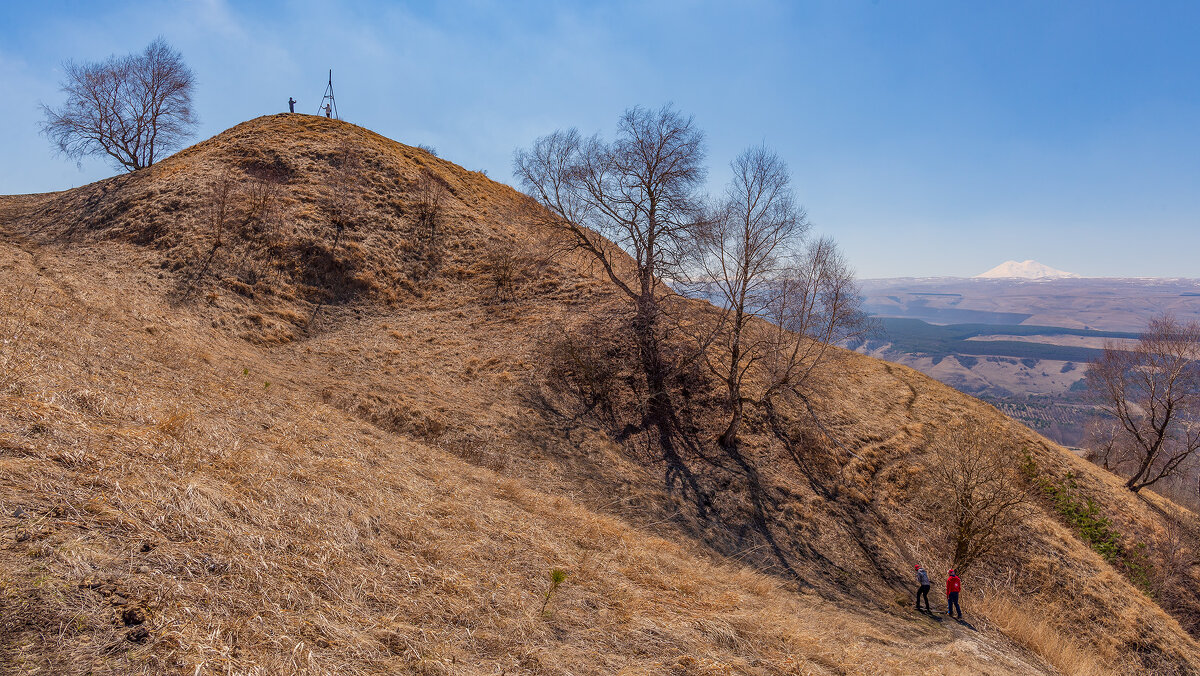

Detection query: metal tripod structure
(316, 69), (339, 120)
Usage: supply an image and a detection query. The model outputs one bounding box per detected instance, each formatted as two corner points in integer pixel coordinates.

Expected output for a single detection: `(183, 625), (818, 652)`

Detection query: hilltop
(1, 115), (1199, 674)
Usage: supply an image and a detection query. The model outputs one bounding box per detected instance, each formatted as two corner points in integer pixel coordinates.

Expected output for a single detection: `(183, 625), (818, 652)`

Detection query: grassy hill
(2, 114), (1199, 674)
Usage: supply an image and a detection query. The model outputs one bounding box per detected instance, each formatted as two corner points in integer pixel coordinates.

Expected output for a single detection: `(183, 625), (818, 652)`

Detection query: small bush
(484, 241), (541, 301)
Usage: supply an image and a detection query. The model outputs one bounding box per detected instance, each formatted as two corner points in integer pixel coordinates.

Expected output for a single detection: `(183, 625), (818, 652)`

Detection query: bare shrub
(484, 241), (541, 301)
(1146, 519), (1200, 633)
(41, 38), (197, 172)
(413, 169), (448, 242)
(208, 168), (236, 248)
(244, 173), (282, 231)
(327, 140), (364, 242)
(925, 420), (1029, 572)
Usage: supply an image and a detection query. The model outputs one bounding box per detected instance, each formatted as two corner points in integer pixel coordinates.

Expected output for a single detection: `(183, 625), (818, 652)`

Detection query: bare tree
(41, 38), (197, 172)
(762, 238), (869, 392)
(514, 105), (706, 429)
(927, 421), (1029, 572)
(760, 237), (872, 418)
(1087, 315), (1200, 493)
(693, 145), (808, 448)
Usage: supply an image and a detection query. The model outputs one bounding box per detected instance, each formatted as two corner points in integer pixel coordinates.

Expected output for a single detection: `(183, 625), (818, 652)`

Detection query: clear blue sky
(3, 1), (1199, 278)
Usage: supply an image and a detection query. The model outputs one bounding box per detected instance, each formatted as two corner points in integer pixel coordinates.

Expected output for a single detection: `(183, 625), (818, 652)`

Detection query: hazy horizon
(3, 1), (1198, 278)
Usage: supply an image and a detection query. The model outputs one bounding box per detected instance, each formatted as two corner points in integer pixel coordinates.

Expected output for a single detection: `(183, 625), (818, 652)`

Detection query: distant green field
(870, 318), (1138, 362)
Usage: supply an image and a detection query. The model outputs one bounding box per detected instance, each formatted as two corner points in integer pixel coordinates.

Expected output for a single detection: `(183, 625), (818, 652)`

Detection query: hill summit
(975, 259), (1080, 279)
(1, 115), (1199, 674)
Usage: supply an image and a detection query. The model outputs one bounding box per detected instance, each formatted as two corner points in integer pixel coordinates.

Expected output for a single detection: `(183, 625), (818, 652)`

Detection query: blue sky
(3, 1), (1198, 278)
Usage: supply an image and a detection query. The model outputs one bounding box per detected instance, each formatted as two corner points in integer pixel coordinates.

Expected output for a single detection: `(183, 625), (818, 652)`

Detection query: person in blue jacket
(914, 564), (932, 611)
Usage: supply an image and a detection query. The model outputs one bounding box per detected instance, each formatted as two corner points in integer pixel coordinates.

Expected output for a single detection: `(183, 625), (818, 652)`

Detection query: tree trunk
(1126, 455), (1153, 492)
(719, 336), (743, 450)
(719, 399), (743, 451)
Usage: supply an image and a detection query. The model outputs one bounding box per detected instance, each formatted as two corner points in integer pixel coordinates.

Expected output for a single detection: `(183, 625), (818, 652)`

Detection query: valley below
(852, 275), (1200, 464)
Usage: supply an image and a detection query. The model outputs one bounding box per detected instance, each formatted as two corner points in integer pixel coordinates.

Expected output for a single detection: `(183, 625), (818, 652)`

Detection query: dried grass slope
(1, 114), (1199, 675)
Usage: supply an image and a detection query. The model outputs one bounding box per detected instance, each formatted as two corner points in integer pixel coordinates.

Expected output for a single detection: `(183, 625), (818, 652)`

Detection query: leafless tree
(514, 105), (706, 429)
(927, 421), (1029, 572)
(41, 38), (197, 172)
(760, 237), (872, 419)
(692, 145), (809, 448)
(1087, 315), (1200, 493)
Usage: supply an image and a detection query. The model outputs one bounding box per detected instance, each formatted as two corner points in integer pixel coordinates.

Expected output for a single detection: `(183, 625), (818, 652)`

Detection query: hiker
(914, 564), (932, 611)
(288, 97), (296, 113)
(946, 569), (962, 619)
(324, 103), (332, 118)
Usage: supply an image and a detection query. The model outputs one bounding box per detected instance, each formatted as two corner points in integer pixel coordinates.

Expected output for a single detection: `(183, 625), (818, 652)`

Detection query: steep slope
(2, 115), (1199, 674)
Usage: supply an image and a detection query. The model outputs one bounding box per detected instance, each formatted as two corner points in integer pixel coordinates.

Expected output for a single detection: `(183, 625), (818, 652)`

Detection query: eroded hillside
(2, 115), (1199, 674)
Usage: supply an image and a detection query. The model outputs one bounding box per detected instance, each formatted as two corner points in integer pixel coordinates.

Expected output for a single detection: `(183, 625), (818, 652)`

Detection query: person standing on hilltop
(946, 569), (963, 619)
(324, 103), (332, 118)
(288, 97), (296, 113)
(914, 564), (932, 612)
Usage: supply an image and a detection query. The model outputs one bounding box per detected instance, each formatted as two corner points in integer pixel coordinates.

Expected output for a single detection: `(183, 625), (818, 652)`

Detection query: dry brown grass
(1, 115), (1199, 674)
(0, 237), (1048, 674)
(0, 284), (42, 397)
(975, 592), (1111, 676)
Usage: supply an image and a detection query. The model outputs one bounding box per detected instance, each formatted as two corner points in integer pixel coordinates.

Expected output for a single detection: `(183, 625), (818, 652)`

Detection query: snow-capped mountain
(974, 260), (1080, 279)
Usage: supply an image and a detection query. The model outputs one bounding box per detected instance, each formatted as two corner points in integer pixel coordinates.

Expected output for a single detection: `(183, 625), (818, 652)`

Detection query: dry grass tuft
(0, 284), (42, 397)
(976, 592), (1112, 676)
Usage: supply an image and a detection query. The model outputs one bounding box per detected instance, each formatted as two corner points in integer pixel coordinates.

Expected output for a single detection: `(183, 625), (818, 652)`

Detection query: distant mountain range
(974, 259), (1079, 279)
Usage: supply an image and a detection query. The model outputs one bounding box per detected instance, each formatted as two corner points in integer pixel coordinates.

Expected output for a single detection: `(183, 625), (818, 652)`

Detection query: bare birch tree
(1087, 315), (1200, 493)
(693, 145), (808, 448)
(760, 237), (871, 406)
(696, 165), (870, 449)
(41, 38), (197, 172)
(514, 105), (707, 429)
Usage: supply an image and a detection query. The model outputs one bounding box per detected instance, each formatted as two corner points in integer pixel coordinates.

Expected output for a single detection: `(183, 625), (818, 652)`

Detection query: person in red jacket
(946, 569), (962, 619)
